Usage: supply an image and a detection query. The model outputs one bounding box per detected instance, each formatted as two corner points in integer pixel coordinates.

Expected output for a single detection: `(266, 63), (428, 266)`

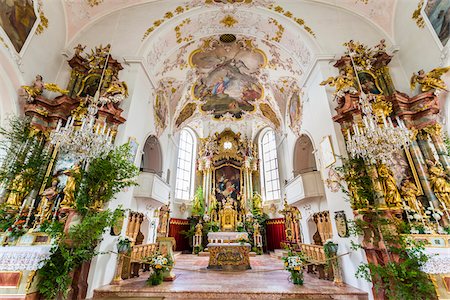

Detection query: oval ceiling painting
(190, 37), (266, 120)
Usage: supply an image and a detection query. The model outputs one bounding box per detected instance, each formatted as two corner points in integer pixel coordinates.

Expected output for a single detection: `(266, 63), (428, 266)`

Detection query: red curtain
(266, 218), (286, 251)
(168, 218), (190, 251)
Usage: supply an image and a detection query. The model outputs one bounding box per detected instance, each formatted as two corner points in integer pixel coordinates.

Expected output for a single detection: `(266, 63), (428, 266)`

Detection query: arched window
(260, 129), (281, 201)
(175, 129), (196, 200)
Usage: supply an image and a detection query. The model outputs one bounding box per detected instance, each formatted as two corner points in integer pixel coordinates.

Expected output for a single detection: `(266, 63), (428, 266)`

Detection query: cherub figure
(320, 69), (357, 97)
(410, 67), (450, 93)
(21, 75), (44, 102)
(74, 44), (85, 56)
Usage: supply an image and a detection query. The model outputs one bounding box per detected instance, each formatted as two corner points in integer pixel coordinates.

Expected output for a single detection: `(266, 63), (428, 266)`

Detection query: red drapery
(266, 218), (286, 251)
(168, 218), (190, 252)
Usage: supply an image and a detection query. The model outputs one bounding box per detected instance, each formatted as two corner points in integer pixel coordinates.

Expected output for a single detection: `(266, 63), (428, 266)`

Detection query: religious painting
(288, 91), (302, 135)
(260, 103), (280, 129)
(175, 102), (197, 129)
(358, 71), (383, 94)
(334, 211), (349, 238)
(154, 91), (168, 136)
(190, 38), (265, 119)
(0, 0), (38, 53)
(424, 0), (450, 46)
(215, 165), (241, 204)
(389, 149), (411, 189)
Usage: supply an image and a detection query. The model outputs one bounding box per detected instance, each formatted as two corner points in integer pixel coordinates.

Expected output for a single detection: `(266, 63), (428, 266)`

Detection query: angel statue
(21, 75), (68, 103)
(410, 67), (450, 93)
(320, 69), (357, 98)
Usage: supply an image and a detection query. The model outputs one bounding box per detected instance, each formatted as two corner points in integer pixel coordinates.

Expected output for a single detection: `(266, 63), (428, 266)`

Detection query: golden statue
(60, 164), (81, 209)
(347, 168), (369, 208)
(400, 177), (424, 215)
(195, 222), (203, 236)
(253, 221), (261, 236)
(320, 69), (357, 96)
(21, 75), (68, 102)
(252, 192), (263, 215)
(103, 75), (128, 97)
(427, 160), (450, 209)
(5, 172), (28, 207)
(219, 197), (237, 231)
(410, 67), (450, 92)
(377, 164), (402, 207)
(37, 178), (59, 222)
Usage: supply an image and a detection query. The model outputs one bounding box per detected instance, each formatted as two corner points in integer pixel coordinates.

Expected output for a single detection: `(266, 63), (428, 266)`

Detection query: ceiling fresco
(190, 38), (265, 119)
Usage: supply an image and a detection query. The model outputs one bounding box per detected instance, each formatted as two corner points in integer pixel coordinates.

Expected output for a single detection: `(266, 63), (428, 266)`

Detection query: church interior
(0, 0), (449, 299)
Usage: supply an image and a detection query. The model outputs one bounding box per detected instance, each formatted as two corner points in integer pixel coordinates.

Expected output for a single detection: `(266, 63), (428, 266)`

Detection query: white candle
(388, 117), (394, 128)
(56, 119), (62, 132)
(65, 117), (71, 129)
(102, 123), (106, 135)
(80, 119), (86, 130)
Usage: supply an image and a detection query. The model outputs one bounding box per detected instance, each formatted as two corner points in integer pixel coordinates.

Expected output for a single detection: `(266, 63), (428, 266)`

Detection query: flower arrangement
(282, 251), (306, 285)
(236, 233), (248, 245)
(146, 253), (173, 286)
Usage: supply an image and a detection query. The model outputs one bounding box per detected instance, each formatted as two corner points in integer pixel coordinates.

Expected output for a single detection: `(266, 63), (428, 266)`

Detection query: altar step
(271, 249), (289, 259)
(93, 254), (368, 300)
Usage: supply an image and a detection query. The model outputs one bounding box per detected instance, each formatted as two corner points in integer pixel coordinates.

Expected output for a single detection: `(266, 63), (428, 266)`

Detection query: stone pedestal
(156, 237), (176, 281)
(207, 243), (251, 271)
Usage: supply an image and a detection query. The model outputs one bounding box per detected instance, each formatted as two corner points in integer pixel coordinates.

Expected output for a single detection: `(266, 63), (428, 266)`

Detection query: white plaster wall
(279, 64), (373, 298)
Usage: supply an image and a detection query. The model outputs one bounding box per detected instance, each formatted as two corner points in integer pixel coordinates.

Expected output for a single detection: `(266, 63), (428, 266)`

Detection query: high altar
(196, 129), (258, 270)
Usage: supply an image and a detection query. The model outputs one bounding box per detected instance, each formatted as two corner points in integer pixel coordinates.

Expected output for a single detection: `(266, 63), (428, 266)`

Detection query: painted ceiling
(57, 0), (399, 132)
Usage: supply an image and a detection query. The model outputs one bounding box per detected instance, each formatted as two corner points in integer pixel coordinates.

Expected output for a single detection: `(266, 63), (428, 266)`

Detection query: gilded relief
(0, 0), (37, 53)
(154, 91), (169, 136)
(191, 38), (265, 119)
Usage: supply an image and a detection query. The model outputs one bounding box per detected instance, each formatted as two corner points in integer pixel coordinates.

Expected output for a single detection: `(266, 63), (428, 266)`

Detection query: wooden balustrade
(299, 243), (331, 280)
(121, 243), (158, 280)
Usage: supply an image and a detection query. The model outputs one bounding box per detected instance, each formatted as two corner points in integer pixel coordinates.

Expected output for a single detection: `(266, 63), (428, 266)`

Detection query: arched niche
(293, 134), (317, 176)
(141, 135), (163, 176)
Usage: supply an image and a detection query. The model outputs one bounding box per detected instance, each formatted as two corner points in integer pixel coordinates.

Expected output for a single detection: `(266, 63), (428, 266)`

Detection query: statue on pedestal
(377, 164), (402, 208)
(5, 172), (28, 207)
(60, 164), (81, 209)
(36, 178), (59, 223)
(157, 202), (170, 237)
(400, 177), (424, 215)
(427, 160), (450, 209)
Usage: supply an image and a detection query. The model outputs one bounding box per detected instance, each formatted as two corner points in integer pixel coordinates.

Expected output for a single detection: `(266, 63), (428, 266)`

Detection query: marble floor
(94, 254), (368, 300)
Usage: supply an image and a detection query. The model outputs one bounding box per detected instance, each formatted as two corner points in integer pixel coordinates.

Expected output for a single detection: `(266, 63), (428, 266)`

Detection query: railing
(130, 243), (158, 262)
(300, 243), (326, 263)
(121, 243), (158, 280)
(299, 243), (331, 280)
(285, 171), (325, 205)
(133, 171), (171, 206)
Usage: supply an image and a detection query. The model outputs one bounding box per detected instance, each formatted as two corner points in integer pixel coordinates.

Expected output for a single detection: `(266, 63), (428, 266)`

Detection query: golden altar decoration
(207, 243), (251, 271)
(197, 129), (258, 228)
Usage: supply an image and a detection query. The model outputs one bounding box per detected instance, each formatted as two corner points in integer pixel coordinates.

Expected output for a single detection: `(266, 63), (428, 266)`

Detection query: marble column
(409, 140), (439, 205)
(425, 124), (450, 175)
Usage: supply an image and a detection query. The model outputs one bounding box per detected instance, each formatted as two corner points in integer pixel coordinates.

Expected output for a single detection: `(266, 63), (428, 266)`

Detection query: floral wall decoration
(154, 90), (169, 137)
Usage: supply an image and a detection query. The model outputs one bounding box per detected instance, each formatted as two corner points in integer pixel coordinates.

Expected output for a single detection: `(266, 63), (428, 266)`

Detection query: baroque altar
(197, 129), (258, 231)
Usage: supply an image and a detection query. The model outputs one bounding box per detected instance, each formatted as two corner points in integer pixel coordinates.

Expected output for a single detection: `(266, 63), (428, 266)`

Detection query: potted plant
(145, 253), (173, 286)
(283, 251), (306, 285)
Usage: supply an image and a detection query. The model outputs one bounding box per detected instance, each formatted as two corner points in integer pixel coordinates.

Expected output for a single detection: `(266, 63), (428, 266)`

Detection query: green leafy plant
(76, 143), (139, 214)
(37, 209), (122, 299)
(351, 211), (437, 300)
(335, 157), (375, 209)
(191, 186), (204, 216)
(0, 117), (50, 204)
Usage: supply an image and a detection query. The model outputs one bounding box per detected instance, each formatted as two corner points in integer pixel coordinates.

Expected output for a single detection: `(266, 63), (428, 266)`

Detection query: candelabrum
(50, 100), (113, 162)
(346, 93), (411, 164)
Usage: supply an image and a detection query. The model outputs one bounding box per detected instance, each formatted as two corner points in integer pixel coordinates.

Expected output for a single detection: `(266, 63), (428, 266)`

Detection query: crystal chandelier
(50, 96), (113, 162)
(346, 52), (411, 164)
